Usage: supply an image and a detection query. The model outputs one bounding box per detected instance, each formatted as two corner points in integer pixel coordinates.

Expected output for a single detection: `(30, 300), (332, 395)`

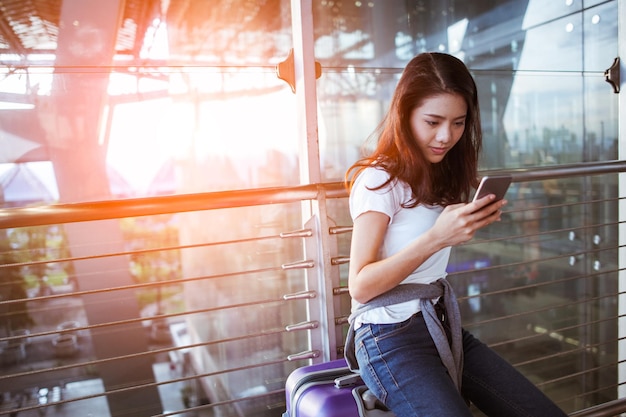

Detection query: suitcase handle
(353, 386), (396, 416)
(334, 373), (362, 388)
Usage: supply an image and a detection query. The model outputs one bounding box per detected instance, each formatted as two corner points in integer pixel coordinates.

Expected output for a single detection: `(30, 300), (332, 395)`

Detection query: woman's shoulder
(352, 166), (410, 202)
(357, 166), (392, 186)
(350, 167), (404, 219)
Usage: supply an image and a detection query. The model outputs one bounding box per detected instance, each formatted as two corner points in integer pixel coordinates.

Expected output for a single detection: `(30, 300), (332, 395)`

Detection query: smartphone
(472, 175), (512, 203)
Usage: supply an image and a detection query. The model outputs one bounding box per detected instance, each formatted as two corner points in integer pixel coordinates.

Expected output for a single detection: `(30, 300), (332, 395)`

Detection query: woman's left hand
(430, 194), (507, 248)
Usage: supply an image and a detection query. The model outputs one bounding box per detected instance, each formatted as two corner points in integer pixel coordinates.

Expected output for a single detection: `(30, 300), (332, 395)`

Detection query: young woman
(345, 52), (567, 417)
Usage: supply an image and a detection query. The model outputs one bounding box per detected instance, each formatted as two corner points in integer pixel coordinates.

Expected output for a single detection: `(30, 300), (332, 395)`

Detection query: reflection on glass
(0, 1), (296, 206)
(583, 2), (618, 71)
(522, 0), (583, 30)
(501, 73), (584, 167)
(316, 0), (618, 179)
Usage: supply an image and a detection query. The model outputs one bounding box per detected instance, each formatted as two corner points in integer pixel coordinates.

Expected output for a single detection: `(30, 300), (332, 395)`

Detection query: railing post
(618, 0), (626, 400)
(289, 0), (340, 363)
(290, 0), (322, 187)
(298, 186), (342, 363)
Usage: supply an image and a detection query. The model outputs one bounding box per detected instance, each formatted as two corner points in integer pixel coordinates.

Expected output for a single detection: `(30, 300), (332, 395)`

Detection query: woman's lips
(430, 147), (447, 155)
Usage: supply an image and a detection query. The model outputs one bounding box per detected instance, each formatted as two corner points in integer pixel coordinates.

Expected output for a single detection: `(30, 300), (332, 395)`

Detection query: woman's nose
(436, 125), (452, 143)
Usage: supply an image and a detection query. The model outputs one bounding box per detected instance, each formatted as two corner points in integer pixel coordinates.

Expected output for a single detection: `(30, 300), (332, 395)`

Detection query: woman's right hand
(429, 194), (506, 248)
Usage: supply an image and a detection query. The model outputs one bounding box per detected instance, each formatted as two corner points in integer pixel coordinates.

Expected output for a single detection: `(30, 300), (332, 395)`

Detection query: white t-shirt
(349, 166), (451, 327)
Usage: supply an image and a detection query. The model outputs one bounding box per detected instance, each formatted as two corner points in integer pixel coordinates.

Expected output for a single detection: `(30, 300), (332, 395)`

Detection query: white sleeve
(349, 168), (402, 221)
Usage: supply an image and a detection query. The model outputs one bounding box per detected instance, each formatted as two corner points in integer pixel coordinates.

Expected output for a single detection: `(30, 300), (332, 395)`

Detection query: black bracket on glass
(605, 57), (620, 94)
(276, 48), (322, 93)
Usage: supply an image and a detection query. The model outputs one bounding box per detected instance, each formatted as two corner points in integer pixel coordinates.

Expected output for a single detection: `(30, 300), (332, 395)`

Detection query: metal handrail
(0, 182), (347, 229)
(1, 160), (626, 229)
(569, 397), (626, 416)
(482, 160), (626, 182)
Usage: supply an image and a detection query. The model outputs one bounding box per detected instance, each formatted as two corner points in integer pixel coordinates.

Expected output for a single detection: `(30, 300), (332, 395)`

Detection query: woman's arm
(348, 194), (506, 304)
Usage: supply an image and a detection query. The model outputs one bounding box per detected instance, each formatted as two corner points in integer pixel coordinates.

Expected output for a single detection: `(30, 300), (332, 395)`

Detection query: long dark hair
(346, 52), (482, 207)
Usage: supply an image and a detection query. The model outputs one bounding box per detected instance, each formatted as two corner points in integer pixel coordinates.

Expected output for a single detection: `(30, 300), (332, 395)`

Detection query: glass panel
(106, 68), (300, 197)
(0, 0), (296, 207)
(315, 0), (618, 179)
(584, 0), (608, 8)
(583, 1), (619, 164)
(584, 72), (619, 162)
(517, 12), (583, 72)
(0, 200), (309, 416)
(522, 0), (583, 29)
(583, 2), (618, 72)
(178, 201), (310, 416)
(450, 173), (619, 411)
(499, 71), (584, 167)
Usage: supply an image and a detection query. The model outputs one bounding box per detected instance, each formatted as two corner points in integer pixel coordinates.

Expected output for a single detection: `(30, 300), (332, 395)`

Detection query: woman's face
(409, 93), (467, 164)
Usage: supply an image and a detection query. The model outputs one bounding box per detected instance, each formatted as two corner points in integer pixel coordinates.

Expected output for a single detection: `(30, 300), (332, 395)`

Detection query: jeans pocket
(370, 314), (419, 342)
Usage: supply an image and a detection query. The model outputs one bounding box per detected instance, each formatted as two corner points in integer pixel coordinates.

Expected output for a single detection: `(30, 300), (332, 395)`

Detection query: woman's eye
(426, 120), (438, 126)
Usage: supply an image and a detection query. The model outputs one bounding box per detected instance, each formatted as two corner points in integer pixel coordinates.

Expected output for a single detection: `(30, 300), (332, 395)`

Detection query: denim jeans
(354, 310), (568, 417)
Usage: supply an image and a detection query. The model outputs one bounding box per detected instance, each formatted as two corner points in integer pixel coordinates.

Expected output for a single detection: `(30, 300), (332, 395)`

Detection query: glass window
(0, 0), (297, 207)
(315, 0), (618, 180)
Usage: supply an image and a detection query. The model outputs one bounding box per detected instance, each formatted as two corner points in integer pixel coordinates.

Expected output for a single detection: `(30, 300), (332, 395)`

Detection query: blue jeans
(354, 310), (568, 417)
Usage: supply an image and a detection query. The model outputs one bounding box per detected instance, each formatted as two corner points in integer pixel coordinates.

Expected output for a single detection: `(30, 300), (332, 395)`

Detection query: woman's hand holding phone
(472, 175), (512, 202)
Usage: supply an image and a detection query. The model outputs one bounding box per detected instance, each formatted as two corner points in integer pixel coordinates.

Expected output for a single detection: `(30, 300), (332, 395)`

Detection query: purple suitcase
(283, 358), (394, 417)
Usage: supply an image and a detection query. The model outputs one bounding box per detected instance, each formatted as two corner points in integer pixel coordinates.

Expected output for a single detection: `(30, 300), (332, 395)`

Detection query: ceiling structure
(0, 0), (277, 163)
(0, 0), (290, 63)
(0, 0), (160, 57)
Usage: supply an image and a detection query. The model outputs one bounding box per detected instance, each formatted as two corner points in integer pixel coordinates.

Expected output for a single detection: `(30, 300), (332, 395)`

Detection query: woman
(345, 52), (566, 417)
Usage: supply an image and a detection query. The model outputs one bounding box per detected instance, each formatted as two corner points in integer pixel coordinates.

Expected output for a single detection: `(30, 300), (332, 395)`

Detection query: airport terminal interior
(0, 0), (625, 416)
